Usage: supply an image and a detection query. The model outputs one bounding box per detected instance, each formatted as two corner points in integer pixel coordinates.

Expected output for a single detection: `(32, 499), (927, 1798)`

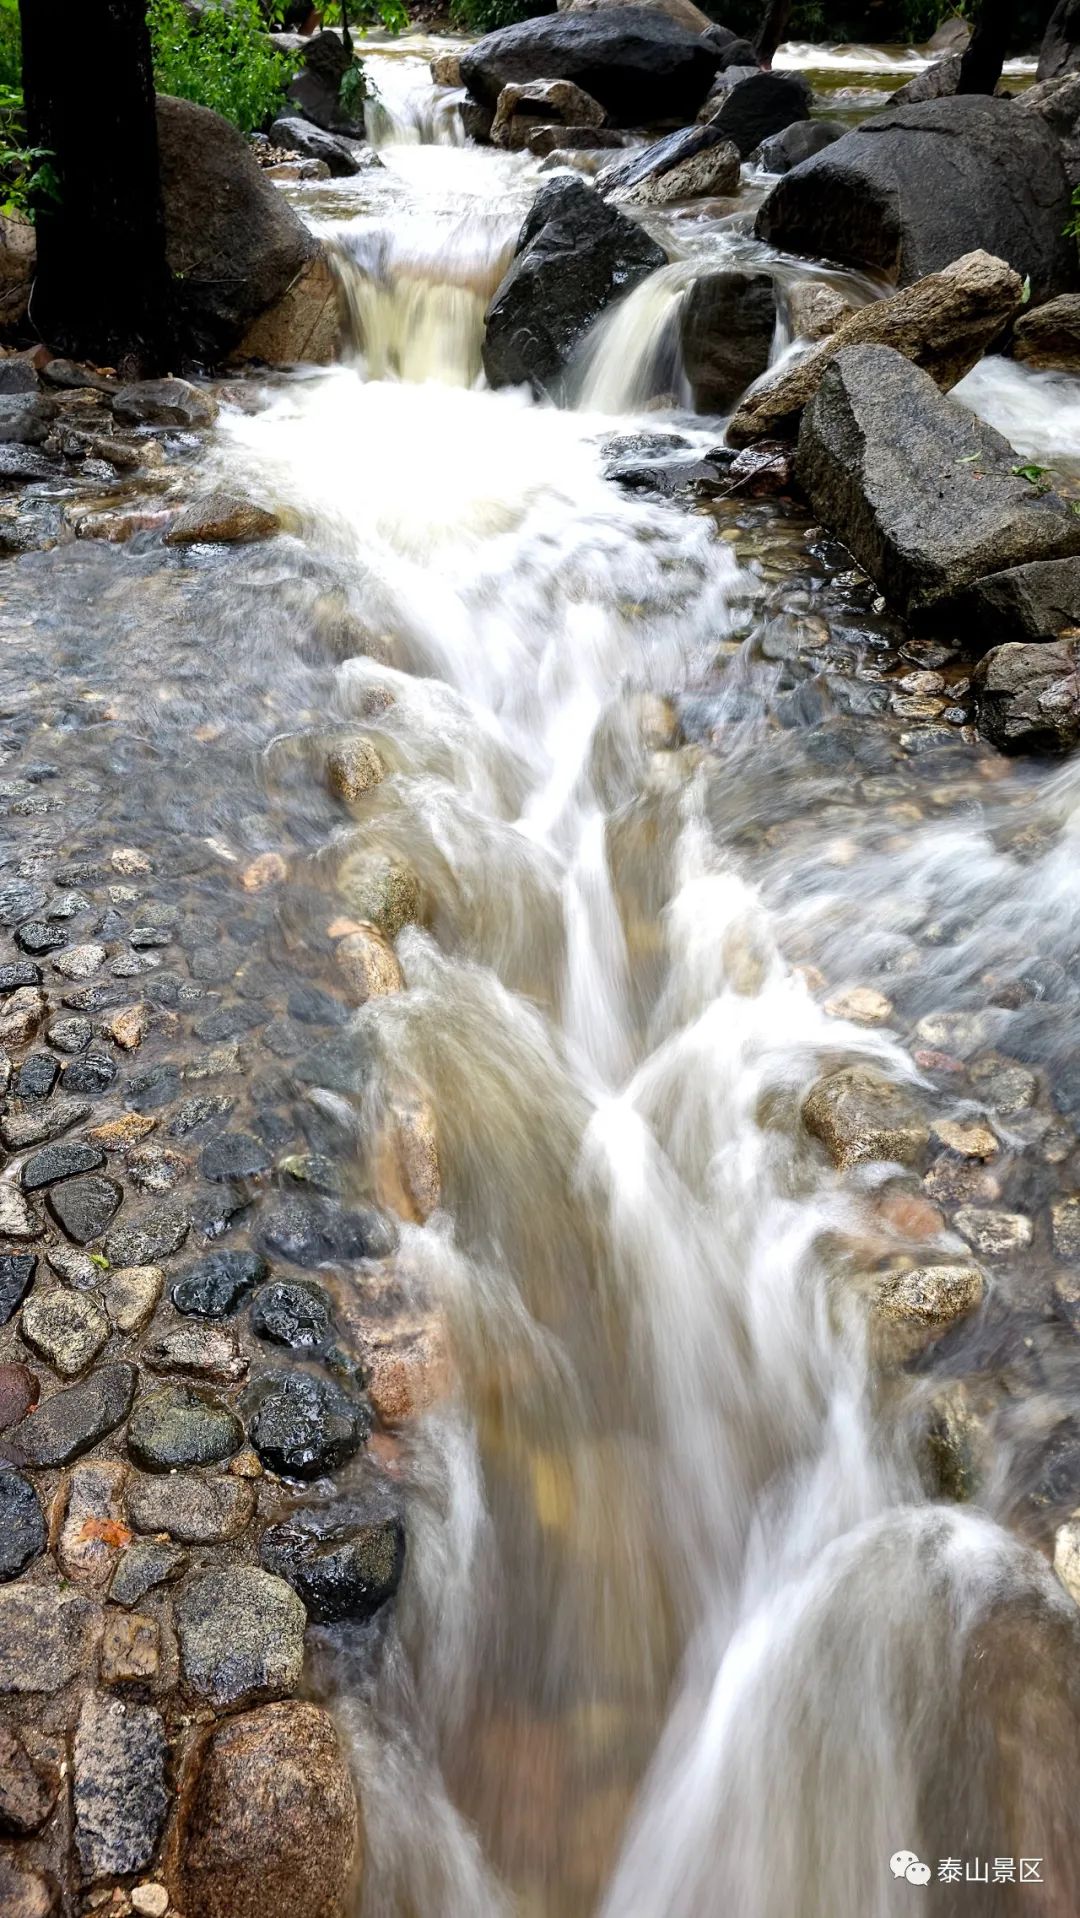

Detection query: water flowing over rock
(483, 175), (666, 391)
(757, 97), (1078, 304)
(795, 346), (1080, 619)
(680, 268), (777, 413)
(728, 250), (1024, 445)
(460, 9), (723, 126)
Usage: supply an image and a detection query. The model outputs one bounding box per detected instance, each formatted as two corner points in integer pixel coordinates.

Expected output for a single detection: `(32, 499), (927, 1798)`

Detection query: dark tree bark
(19, 0), (174, 372)
(956, 0), (1009, 94)
(755, 0), (794, 68)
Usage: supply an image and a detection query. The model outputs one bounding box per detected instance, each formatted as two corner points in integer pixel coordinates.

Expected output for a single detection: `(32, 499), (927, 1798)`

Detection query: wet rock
(199, 1130), (271, 1182)
(110, 1538), (188, 1609)
(261, 1505), (405, 1623)
(144, 1320), (248, 1382)
(127, 1142), (187, 1195)
(260, 1193), (396, 1267)
(482, 175), (666, 391)
(246, 1370), (370, 1479)
(0, 1469), (46, 1580)
(0, 986), (45, 1047)
(824, 985), (893, 1026)
(286, 28), (364, 134)
(729, 250), (1023, 446)
(158, 94), (318, 360)
(679, 268), (776, 414)
(707, 70), (811, 158)
(101, 1265), (163, 1333)
(0, 1855), (59, 1918)
(334, 924), (403, 1004)
(0, 1584), (97, 1691)
(1051, 1196), (1080, 1261)
(21, 1139), (105, 1190)
(0, 1186), (41, 1242)
(60, 1048), (117, 1095)
(112, 376), (216, 428)
(130, 1884), (170, 1917)
(15, 1053), (58, 1100)
(1039, 0), (1080, 80)
(795, 348), (1080, 619)
(0, 1722), (57, 1834)
(0, 960), (41, 992)
(170, 1093), (233, 1136)
(0, 1363), (38, 1431)
(756, 97), (1077, 305)
(235, 247), (343, 366)
(0, 880), (47, 927)
(973, 639), (1080, 754)
(326, 737), (385, 803)
(171, 1248), (268, 1317)
(491, 76), (605, 150)
(52, 942), (105, 980)
(1054, 1516), (1080, 1604)
(73, 1693), (168, 1878)
(15, 922), (66, 957)
(57, 1460), (130, 1588)
(1013, 293), (1080, 372)
(1, 1099), (83, 1154)
(5, 1362), (137, 1468)
(20, 1289), (109, 1377)
(460, 10), (722, 126)
(872, 1261), (985, 1341)
(127, 1385), (243, 1472)
(931, 1118), (997, 1159)
(100, 1610), (160, 1683)
(178, 1701), (357, 1918)
(164, 492), (281, 547)
(803, 1063), (928, 1170)
(954, 1206), (1033, 1257)
(126, 1470), (255, 1544)
(269, 115), (362, 176)
(44, 1173), (122, 1245)
(755, 117), (845, 173)
(0, 1255), (36, 1325)
(106, 1206), (189, 1268)
(252, 1279), (332, 1350)
(601, 123), (740, 206)
(111, 1004), (150, 1051)
(176, 1566), (306, 1708)
(968, 1054), (1037, 1115)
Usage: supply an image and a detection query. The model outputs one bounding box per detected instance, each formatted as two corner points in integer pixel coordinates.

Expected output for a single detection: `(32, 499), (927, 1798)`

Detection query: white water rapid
(212, 43), (1080, 1918)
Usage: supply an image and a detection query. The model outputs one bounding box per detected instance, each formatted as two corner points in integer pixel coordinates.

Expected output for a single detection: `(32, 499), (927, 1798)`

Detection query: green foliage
(338, 60), (370, 119)
(1012, 462), (1053, 494)
(0, 84), (56, 219)
(449, 0), (553, 36)
(1068, 185), (1080, 247)
(148, 0), (291, 133)
(319, 0), (409, 35)
(0, 0), (19, 91)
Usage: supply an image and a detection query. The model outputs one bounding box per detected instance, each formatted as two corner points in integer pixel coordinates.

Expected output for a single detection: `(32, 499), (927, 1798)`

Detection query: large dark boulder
(795, 345), (1080, 619)
(460, 9), (723, 127)
(269, 117), (362, 177)
(157, 96), (318, 360)
(707, 71), (811, 158)
(974, 640), (1080, 753)
(754, 118), (845, 173)
(1039, 0), (1080, 80)
(757, 97), (1077, 304)
(948, 559), (1080, 647)
(680, 269), (777, 412)
(483, 175), (666, 390)
(287, 29), (365, 137)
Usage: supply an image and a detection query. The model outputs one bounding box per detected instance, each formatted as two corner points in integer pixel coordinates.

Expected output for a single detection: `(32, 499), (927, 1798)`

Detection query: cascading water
(219, 44), (1080, 1917)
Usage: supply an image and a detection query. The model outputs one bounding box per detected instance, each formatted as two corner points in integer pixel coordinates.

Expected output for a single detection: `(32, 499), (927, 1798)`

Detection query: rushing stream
(49, 38), (1080, 1916)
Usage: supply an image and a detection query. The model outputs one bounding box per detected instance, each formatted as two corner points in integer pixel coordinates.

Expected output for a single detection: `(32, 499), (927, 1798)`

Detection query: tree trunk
(755, 0), (794, 68)
(956, 0), (1009, 94)
(20, 0), (174, 372)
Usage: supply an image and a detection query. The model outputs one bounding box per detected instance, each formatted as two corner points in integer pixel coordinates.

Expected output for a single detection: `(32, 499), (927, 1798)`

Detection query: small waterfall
(330, 219), (517, 388)
(574, 263), (695, 415)
(364, 53), (466, 148)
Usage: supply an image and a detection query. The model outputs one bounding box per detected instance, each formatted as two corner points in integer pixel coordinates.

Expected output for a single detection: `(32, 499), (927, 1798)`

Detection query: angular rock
(604, 125), (740, 206)
(1013, 293), (1080, 372)
(101, 1265), (163, 1334)
(21, 1139), (106, 1191)
(803, 1063), (928, 1170)
(872, 1261), (985, 1336)
(60, 1048), (117, 1095)
(109, 1539), (189, 1609)
(460, 9), (722, 126)
(0, 1256), (36, 1326)
(680, 268), (776, 413)
(483, 175), (666, 392)
(57, 1460), (130, 1588)
(729, 249), (1022, 445)
(20, 1290), (109, 1378)
(126, 1470), (255, 1544)
(178, 1701), (357, 1918)
(888, 52), (961, 106)
(286, 29), (364, 135)
(164, 493), (280, 547)
(106, 1207), (189, 1268)
(269, 115), (362, 176)
(73, 1693), (168, 1879)
(0, 1186), (40, 1242)
(15, 1054), (58, 1100)
(233, 248), (342, 367)
(100, 1610), (160, 1683)
(0, 1585), (97, 1691)
(176, 1566), (306, 1708)
(127, 1385), (243, 1472)
(260, 1193), (395, 1267)
(251, 1279), (332, 1350)
(144, 1320), (248, 1382)
(1039, 0), (1080, 80)
(2, 1100), (92, 1155)
(246, 1371), (370, 1480)
(261, 1505), (405, 1623)
(757, 97), (1077, 305)
(199, 1130), (272, 1181)
(112, 376), (217, 429)
(157, 94), (318, 360)
(51, 942), (105, 980)
(45, 1174), (122, 1245)
(948, 557), (1080, 647)
(0, 1469), (46, 1580)
(795, 346), (1080, 617)
(973, 639), (1080, 754)
(5, 1363), (136, 1468)
(755, 117), (845, 173)
(491, 76), (604, 150)
(0, 1363), (38, 1432)
(171, 1248), (268, 1317)
(0, 1723), (57, 1834)
(707, 70), (811, 158)
(0, 986), (45, 1047)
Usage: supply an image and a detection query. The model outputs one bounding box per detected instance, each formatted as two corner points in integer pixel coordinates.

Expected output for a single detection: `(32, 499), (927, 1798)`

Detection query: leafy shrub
(319, 0), (410, 35)
(449, 0), (555, 35)
(0, 0), (18, 91)
(148, 0), (291, 133)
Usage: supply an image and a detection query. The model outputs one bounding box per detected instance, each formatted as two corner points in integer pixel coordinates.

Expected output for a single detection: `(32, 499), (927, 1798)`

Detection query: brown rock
(57, 1461), (132, 1589)
(334, 925), (404, 1004)
(491, 77), (605, 150)
(1013, 293), (1080, 373)
(233, 249), (342, 368)
(164, 492), (280, 547)
(728, 249), (1023, 445)
(326, 738), (385, 803)
(0, 214), (35, 331)
(87, 1113), (158, 1152)
(0, 1854), (58, 1918)
(0, 1363), (38, 1432)
(242, 852), (287, 892)
(100, 1612), (160, 1684)
(803, 1064), (929, 1170)
(786, 280), (854, 342)
(179, 1702), (358, 1918)
(110, 1004), (150, 1051)
(0, 1724), (58, 1834)
(0, 987), (45, 1048)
